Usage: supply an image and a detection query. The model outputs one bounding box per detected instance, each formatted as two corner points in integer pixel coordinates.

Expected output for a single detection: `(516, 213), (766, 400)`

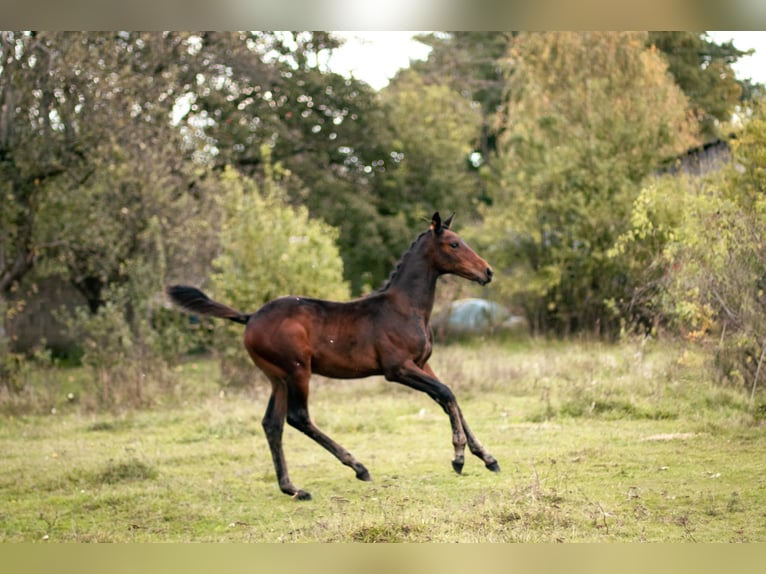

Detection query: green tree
(608, 174), (692, 332)
(211, 164), (349, 307)
(379, 71), (485, 226)
(182, 32), (405, 293)
(0, 32), (221, 404)
(481, 32), (697, 335)
(408, 32), (514, 168)
(0, 32), (200, 301)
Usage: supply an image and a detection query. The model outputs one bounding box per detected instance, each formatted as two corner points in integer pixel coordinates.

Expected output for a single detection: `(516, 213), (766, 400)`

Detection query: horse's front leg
(422, 363), (500, 473)
(384, 359), (470, 474)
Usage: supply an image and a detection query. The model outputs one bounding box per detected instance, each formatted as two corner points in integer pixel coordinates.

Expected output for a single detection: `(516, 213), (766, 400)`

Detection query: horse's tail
(166, 285), (251, 325)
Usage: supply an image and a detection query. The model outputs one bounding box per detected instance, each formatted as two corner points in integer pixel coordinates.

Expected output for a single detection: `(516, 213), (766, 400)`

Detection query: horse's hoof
(486, 461), (501, 472)
(355, 466), (372, 481)
(452, 460), (464, 474)
(293, 489), (312, 501)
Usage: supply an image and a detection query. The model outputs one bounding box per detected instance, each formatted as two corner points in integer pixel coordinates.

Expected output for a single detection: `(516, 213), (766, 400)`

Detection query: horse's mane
(374, 229), (430, 293)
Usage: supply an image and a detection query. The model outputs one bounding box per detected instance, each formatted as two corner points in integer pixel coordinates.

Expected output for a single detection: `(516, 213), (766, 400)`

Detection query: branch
(711, 288), (740, 324)
(0, 251), (33, 296)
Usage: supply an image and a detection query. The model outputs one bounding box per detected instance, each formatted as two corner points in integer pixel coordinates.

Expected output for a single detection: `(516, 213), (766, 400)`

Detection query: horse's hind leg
(262, 380), (312, 500)
(285, 370), (372, 482)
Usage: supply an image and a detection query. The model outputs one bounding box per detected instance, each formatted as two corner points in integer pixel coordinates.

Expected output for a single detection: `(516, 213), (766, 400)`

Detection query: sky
(329, 31), (766, 91)
(707, 31), (766, 85)
(328, 31), (433, 90)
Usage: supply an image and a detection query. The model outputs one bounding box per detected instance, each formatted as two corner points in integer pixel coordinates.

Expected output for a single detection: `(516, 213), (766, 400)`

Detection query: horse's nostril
(486, 268), (494, 279)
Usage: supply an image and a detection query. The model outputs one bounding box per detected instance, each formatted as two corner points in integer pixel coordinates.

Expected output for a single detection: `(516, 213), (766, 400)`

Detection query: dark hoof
(293, 490), (312, 501)
(452, 460), (464, 475)
(486, 461), (501, 472)
(355, 466), (372, 482)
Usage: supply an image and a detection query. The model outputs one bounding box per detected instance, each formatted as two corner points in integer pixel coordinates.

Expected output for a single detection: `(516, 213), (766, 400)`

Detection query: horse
(167, 212), (499, 500)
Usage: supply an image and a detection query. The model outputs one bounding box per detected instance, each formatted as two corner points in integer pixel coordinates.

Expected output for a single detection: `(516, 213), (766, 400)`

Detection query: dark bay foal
(167, 212), (500, 500)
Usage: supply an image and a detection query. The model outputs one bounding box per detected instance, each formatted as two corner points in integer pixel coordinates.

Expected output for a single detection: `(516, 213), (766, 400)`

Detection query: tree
(480, 32), (698, 335)
(648, 32), (754, 140)
(379, 71), (485, 226)
(0, 31), (94, 297)
(407, 32), (514, 168)
(0, 31), (225, 380)
(0, 31), (202, 305)
(181, 32), (407, 293)
(211, 162), (350, 308)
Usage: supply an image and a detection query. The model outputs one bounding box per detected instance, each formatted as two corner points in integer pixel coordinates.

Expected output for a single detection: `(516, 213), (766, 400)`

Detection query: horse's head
(428, 212), (493, 286)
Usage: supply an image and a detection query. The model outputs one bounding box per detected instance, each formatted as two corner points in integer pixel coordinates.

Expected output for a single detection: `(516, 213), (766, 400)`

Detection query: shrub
(617, 103), (766, 395)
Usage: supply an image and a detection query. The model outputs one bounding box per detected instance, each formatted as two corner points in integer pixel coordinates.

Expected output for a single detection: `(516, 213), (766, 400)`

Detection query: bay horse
(167, 212), (499, 500)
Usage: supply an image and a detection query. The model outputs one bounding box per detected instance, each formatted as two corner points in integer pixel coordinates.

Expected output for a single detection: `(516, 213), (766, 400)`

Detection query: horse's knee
(436, 384), (456, 404)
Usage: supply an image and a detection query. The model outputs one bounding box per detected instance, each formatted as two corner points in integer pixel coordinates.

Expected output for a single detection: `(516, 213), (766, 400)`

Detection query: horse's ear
(430, 212), (443, 234)
(444, 212), (455, 230)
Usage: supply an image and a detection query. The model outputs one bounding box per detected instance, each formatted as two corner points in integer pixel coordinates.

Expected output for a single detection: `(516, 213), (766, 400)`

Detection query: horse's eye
(450, 242), (459, 249)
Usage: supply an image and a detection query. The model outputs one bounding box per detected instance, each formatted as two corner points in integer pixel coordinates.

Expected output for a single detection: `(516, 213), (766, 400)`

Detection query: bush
(617, 103), (766, 395)
(65, 287), (167, 410)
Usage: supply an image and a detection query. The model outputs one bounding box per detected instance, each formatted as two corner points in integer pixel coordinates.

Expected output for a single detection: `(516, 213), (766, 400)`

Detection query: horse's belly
(311, 354), (382, 379)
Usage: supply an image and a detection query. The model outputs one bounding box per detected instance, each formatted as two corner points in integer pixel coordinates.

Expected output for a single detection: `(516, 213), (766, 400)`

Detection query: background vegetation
(1, 31), (766, 541)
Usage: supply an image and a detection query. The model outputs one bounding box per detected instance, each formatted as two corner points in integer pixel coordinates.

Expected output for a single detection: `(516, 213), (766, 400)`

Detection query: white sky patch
(327, 31), (433, 90)
(705, 31), (766, 84)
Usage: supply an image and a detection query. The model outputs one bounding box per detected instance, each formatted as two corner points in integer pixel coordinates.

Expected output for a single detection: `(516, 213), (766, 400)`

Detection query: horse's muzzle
(479, 267), (493, 286)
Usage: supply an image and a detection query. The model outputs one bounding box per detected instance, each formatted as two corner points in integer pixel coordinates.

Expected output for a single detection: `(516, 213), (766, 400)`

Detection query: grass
(2, 337), (766, 542)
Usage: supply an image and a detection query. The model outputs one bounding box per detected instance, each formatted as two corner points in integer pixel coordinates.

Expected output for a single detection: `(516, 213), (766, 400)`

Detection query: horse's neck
(386, 252), (439, 316)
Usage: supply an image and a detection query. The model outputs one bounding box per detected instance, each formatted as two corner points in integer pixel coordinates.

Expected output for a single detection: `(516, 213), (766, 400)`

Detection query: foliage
(4, 30), (766, 401)
(380, 72), (485, 223)
(184, 32), (403, 293)
(410, 32), (512, 118)
(8, 115), (219, 407)
(478, 31), (698, 336)
(407, 32), (514, 169)
(211, 162), (349, 308)
(30, 143), (219, 312)
(0, 31), (199, 299)
(63, 274), (188, 411)
(209, 163), (349, 387)
(607, 175), (691, 332)
(0, 32), (229, 406)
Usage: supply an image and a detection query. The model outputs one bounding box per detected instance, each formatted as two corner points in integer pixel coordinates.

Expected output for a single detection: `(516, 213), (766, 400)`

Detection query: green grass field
(2, 338), (766, 542)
